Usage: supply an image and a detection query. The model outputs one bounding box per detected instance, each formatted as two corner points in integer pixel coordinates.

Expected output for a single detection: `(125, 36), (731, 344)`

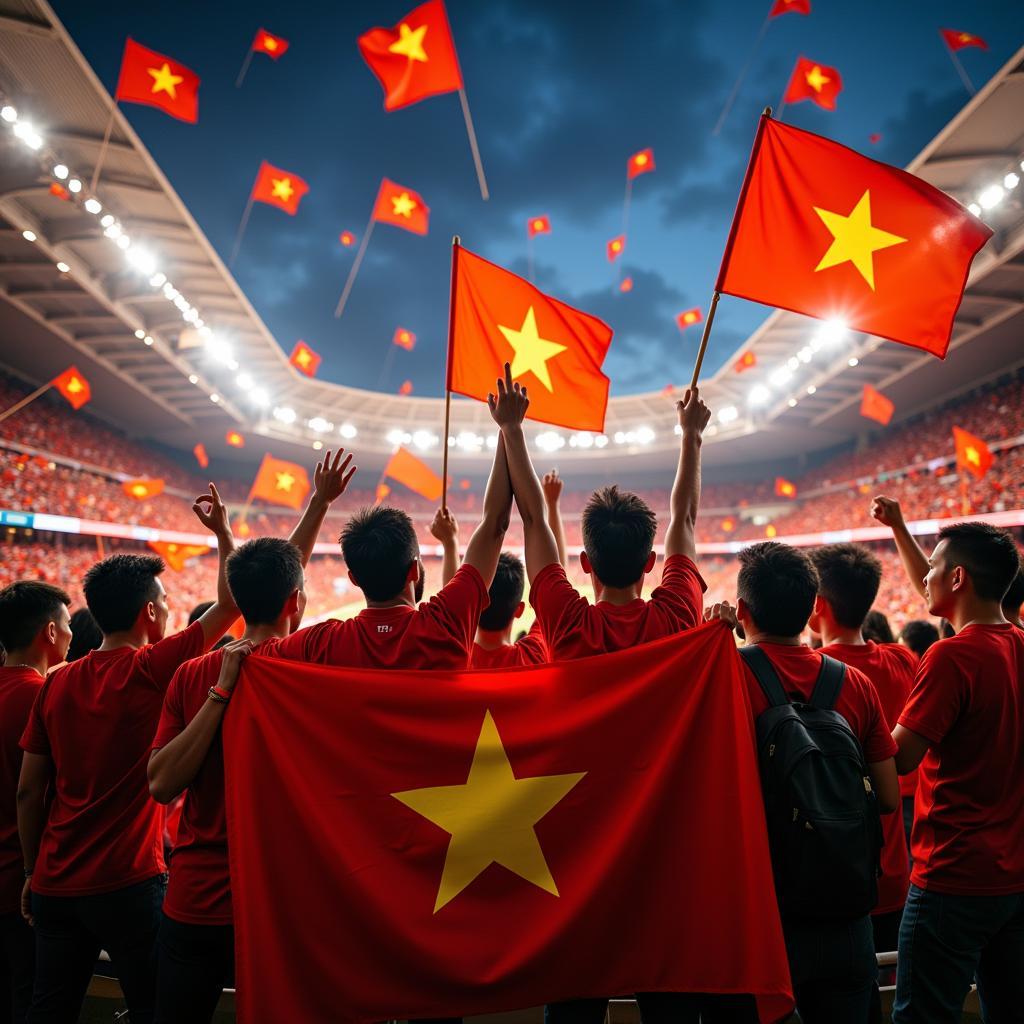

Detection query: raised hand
(677, 386), (712, 439)
(871, 495), (905, 529)
(313, 448), (357, 507)
(542, 469), (563, 505)
(488, 362), (530, 429)
(430, 507), (459, 546)
(216, 637), (255, 694)
(192, 482), (231, 538)
(704, 600), (739, 630)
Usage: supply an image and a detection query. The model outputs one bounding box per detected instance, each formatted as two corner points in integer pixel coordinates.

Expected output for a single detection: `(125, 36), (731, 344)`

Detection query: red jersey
(0, 667), (43, 913)
(819, 641), (915, 914)
(471, 623), (548, 669)
(20, 622), (205, 896)
(898, 623), (1024, 895)
(270, 565), (487, 670)
(530, 555), (706, 661)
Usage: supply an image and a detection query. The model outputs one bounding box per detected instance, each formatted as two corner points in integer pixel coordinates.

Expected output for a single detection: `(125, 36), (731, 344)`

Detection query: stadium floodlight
(673, 424), (683, 436)
(456, 431), (483, 451)
(787, 398), (798, 408)
(53, 164), (68, 179)
(104, 223), (121, 239)
(967, 203), (982, 216)
(717, 405), (739, 424)
(13, 121), (41, 148)
(535, 431), (565, 452)
(188, 374), (199, 384)
(769, 367), (792, 387)
(634, 426), (655, 445)
(798, 347), (813, 363)
(250, 388), (269, 407)
(815, 319), (848, 348)
(339, 423), (357, 439)
(148, 272), (166, 288)
(236, 373), (253, 390)
(67, 178), (82, 193)
(573, 432), (595, 449)
(807, 385), (817, 395)
(126, 247), (156, 275)
(100, 213), (115, 228)
(1004, 172), (1020, 190)
(21, 229), (36, 242)
(0, 105), (16, 122)
(748, 384), (771, 406)
(312, 440), (323, 451)
(227, 359), (239, 371)
(848, 357), (859, 367)
(613, 431), (626, 444)
(787, 356), (799, 370)
(162, 283), (178, 300)
(594, 434), (609, 448)
(134, 329), (145, 339)
(210, 393), (220, 403)
(143, 336), (154, 346)
(84, 198), (102, 215)
(978, 185), (1004, 210)
(485, 434), (498, 449)
(412, 429), (435, 450)
(308, 417), (332, 433)
(274, 406), (297, 424)
(56, 261), (69, 273)
(386, 428), (406, 446)
(116, 235), (131, 250)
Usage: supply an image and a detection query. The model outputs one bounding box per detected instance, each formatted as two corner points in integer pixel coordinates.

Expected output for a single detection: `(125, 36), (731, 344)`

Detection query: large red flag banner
(716, 117), (993, 358)
(225, 624), (793, 1023)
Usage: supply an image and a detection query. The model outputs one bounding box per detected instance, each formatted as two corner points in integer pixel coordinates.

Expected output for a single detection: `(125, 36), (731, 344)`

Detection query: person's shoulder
(877, 641), (917, 672)
(836, 661), (880, 704)
(171, 646), (225, 687)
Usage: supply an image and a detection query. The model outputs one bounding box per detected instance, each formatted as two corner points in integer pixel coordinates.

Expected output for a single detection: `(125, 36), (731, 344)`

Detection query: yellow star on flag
(271, 177), (295, 202)
(296, 349), (311, 366)
(275, 471), (295, 492)
(498, 306), (568, 393)
(131, 484), (147, 498)
(813, 190), (907, 291)
(804, 65), (830, 92)
(388, 22), (429, 62)
(148, 63), (184, 98)
(392, 710), (585, 913)
(965, 446), (980, 466)
(263, 35), (278, 51)
(959, 33), (972, 42)
(391, 192), (418, 218)
(66, 377), (83, 393)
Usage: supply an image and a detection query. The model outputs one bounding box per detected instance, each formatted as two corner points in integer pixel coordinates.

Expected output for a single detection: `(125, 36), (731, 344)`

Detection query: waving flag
(193, 443), (209, 469)
(861, 385), (894, 426)
(941, 29), (987, 51)
(783, 56), (842, 110)
(385, 447), (443, 501)
(289, 341), (321, 378)
(527, 216), (551, 238)
(51, 366), (91, 410)
(339, 230), (357, 247)
(253, 28), (289, 59)
(115, 39), (200, 123)
(734, 352), (757, 373)
(374, 179), (430, 234)
(606, 236), (625, 262)
(393, 328), (417, 351)
(250, 454), (310, 510)
(676, 308), (703, 331)
(123, 478), (165, 501)
(953, 427), (993, 479)
(251, 161), (309, 215)
(226, 431), (245, 448)
(627, 149), (655, 179)
(775, 477), (797, 499)
(148, 541), (209, 572)
(770, 0), (811, 16)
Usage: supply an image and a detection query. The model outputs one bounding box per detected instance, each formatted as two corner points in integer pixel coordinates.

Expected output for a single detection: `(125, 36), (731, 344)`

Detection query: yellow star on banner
(498, 307), (568, 392)
(295, 349), (311, 366)
(804, 65), (830, 92)
(275, 471), (295, 492)
(958, 32), (972, 43)
(813, 190), (907, 291)
(263, 35), (278, 51)
(271, 177), (295, 202)
(148, 63), (184, 98)
(66, 377), (83, 393)
(131, 484), (148, 498)
(393, 710), (585, 913)
(388, 22), (428, 62)
(391, 192), (417, 218)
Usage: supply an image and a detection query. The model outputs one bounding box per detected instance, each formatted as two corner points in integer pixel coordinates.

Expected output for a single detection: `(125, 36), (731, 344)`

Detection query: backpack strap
(810, 654), (847, 711)
(738, 645), (790, 708)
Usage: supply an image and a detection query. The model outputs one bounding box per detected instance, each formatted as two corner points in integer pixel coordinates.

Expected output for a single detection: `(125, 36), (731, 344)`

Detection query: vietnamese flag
(224, 625), (793, 1024)
(941, 29), (987, 51)
(527, 215), (551, 238)
(193, 442), (209, 469)
(770, 0), (811, 16)
(716, 117), (993, 358)
(226, 430), (245, 448)
(251, 161), (309, 215)
(783, 57), (842, 110)
(339, 230), (357, 247)
(393, 328), (416, 351)
(627, 148), (655, 179)
(123, 478), (165, 501)
(375, 482), (392, 504)
(385, 447), (443, 501)
(51, 366), (91, 410)
(399, 380), (414, 396)
(953, 426), (993, 479)
(358, 0), (463, 111)
(115, 39), (200, 123)
(253, 28), (289, 59)
(450, 246), (612, 432)
(860, 384), (894, 426)
(250, 454), (310, 510)
(289, 340), (321, 378)
(775, 477), (797, 499)
(49, 182), (70, 201)
(374, 179), (429, 235)
(147, 541), (210, 572)
(606, 235), (625, 262)
(676, 308), (703, 331)
(619, 277), (634, 293)
(734, 351), (757, 373)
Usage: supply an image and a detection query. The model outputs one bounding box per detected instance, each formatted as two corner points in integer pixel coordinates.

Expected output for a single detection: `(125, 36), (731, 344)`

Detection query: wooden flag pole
(228, 192), (256, 268)
(713, 4), (773, 136)
(947, 49), (976, 96)
(235, 48), (255, 89)
(376, 342), (398, 390)
(441, 236), (461, 511)
(0, 382), (52, 425)
(458, 89), (489, 201)
(333, 211), (377, 318)
(89, 104), (118, 192)
(527, 233), (534, 283)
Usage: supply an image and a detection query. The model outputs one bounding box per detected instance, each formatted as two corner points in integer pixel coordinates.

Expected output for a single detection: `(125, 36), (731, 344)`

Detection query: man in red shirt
(0, 583), (71, 1024)
(16, 484), (240, 1024)
(1002, 568), (1024, 629)
(808, 543), (915, 1020)
(891, 522), (1024, 1024)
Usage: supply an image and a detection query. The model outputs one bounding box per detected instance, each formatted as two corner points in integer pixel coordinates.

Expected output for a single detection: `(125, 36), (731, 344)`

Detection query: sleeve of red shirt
(18, 679), (52, 757)
(263, 621), (334, 663)
(649, 555), (708, 631)
(529, 563), (587, 650)
(415, 564), (488, 652)
(847, 665), (899, 762)
(152, 666), (189, 751)
(515, 620), (550, 665)
(137, 620), (206, 692)
(897, 642), (964, 745)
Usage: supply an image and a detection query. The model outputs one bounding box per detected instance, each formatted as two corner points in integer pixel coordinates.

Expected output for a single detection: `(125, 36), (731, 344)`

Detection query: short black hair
(862, 609), (895, 645)
(809, 543), (882, 630)
(581, 486), (657, 588)
(83, 554), (164, 634)
(479, 552), (525, 631)
(900, 619), (940, 658)
(937, 522), (1021, 603)
(67, 608), (103, 662)
(0, 581), (70, 651)
(737, 542), (819, 638)
(226, 538), (304, 624)
(341, 506), (418, 602)
(1002, 568), (1024, 615)
(188, 601), (214, 625)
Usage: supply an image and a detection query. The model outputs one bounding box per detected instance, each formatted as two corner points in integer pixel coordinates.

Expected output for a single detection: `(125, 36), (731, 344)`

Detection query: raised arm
(489, 363), (560, 583)
(460, 416), (513, 588)
(430, 507), (461, 586)
(664, 387), (712, 562)
(289, 448), (357, 566)
(871, 496), (928, 600)
(191, 483), (240, 645)
(542, 470), (567, 569)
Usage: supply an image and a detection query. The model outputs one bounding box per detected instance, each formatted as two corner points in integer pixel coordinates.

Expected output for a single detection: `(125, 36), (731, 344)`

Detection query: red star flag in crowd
(339, 230), (357, 247)
(253, 28), (289, 59)
(941, 29), (987, 51)
(374, 179), (430, 234)
(115, 39), (200, 123)
(289, 341), (321, 378)
(734, 351), (757, 373)
(770, 0), (811, 16)
(606, 235), (625, 262)
(123, 478), (165, 500)
(147, 541), (209, 572)
(224, 626), (794, 1024)
(953, 426), (993, 479)
(619, 277), (634, 293)
(226, 430), (245, 448)
(393, 328), (417, 351)
(775, 477), (797, 498)
(449, 245), (612, 432)
(385, 447), (443, 501)
(527, 215), (551, 238)
(251, 161), (309, 215)
(715, 117), (993, 358)
(249, 454), (310, 510)
(358, 0), (463, 110)
(676, 308), (703, 331)
(783, 57), (842, 110)
(627, 148), (655, 179)
(860, 385), (894, 426)
(399, 380), (414, 396)
(51, 366), (91, 410)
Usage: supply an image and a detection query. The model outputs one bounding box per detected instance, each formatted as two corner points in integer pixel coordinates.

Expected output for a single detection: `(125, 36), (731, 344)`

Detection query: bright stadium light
(412, 429), (436, 450)
(100, 213), (115, 228)
(788, 398), (798, 408)
(339, 423), (357, 439)
(274, 406), (297, 424)
(456, 431), (483, 451)
(308, 417), (332, 433)
(53, 164), (68, 179)
(0, 105), (16, 122)
(807, 385), (817, 395)
(748, 384), (771, 406)
(968, 203), (982, 217)
(104, 223), (121, 239)
(848, 357), (859, 367)
(816, 319), (847, 348)
(769, 368), (792, 387)
(535, 431), (565, 452)
(126, 247), (156, 275)
(978, 185), (1004, 210)
(134, 329), (145, 339)
(634, 426), (655, 445)
(84, 198), (102, 215)
(312, 440), (323, 451)
(594, 434), (609, 448)
(116, 235), (131, 250)
(1004, 172), (1020, 190)
(21, 229), (36, 242)
(188, 374), (199, 384)
(56, 261), (69, 273)
(236, 373), (253, 390)
(210, 393), (220, 403)
(798, 347), (813, 363)
(386, 428), (406, 446)
(787, 357), (799, 370)
(572, 432), (594, 449)
(718, 405), (739, 424)
(67, 178), (82, 193)
(250, 388), (269, 407)
(486, 434), (498, 449)
(143, 336), (154, 346)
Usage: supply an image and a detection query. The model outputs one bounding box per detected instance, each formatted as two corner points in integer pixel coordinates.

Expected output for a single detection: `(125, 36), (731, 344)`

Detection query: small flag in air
(226, 430), (245, 448)
(123, 478), (165, 500)
(289, 340), (321, 378)
(775, 477), (797, 498)
(715, 117), (993, 358)
(627, 149), (655, 179)
(253, 29), (289, 59)
(251, 161), (309, 215)
(770, 0), (811, 16)
(148, 541), (209, 572)
(953, 426), (993, 479)
(250, 454), (310, 510)
(860, 385), (894, 426)
(358, 0), (463, 111)
(784, 57), (842, 110)
(49, 182), (70, 200)
(869, 133), (882, 144)
(620, 277), (634, 293)
(941, 29), (987, 51)
(676, 308), (703, 331)
(193, 442), (209, 469)
(606, 236), (625, 262)
(373, 179), (429, 234)
(115, 39), (200, 123)
(399, 380), (414, 396)
(721, 517), (736, 533)
(385, 447), (443, 501)
(527, 216), (551, 238)
(52, 366), (91, 410)
(393, 328), (416, 351)
(375, 482), (391, 503)
(339, 231), (357, 247)
(734, 352), (757, 373)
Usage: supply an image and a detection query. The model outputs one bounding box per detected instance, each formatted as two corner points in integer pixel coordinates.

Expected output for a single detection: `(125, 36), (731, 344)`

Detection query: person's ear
(580, 551), (592, 574)
(285, 589), (300, 615)
(143, 602), (157, 624)
(514, 601), (525, 619)
(812, 594), (828, 618)
(736, 598), (751, 624)
(951, 565), (965, 592)
(45, 620), (57, 646)
(347, 571), (360, 589)
(644, 551), (657, 575)
(406, 560), (421, 584)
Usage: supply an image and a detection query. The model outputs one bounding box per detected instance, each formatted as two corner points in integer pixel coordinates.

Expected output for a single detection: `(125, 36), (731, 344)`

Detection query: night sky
(52, 1), (1024, 399)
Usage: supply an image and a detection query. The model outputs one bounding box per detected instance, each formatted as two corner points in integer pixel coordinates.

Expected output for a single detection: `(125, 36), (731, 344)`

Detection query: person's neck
(592, 577), (643, 606)
(948, 597), (1007, 633)
(746, 630), (803, 647)
(242, 621), (289, 644)
(3, 646), (50, 677)
(364, 593), (416, 611)
(98, 626), (151, 652)
(818, 623), (865, 647)
(475, 625), (513, 650)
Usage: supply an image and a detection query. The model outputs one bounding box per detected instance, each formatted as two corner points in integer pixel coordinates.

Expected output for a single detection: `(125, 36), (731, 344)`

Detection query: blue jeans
(894, 884), (1024, 1024)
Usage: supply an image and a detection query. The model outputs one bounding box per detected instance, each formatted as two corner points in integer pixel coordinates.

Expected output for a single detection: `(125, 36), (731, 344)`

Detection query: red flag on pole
(940, 29), (987, 51)
(374, 179), (430, 234)
(953, 426), (993, 479)
(860, 385), (894, 426)
(250, 454), (311, 510)
(251, 161), (309, 215)
(289, 341), (321, 377)
(115, 39), (200, 123)
(193, 443), (209, 469)
(123, 478), (165, 501)
(627, 149), (655, 179)
(393, 328), (417, 351)
(147, 541), (209, 572)
(783, 57), (843, 110)
(51, 367), (91, 410)
(676, 308), (703, 331)
(770, 0), (811, 16)
(606, 236), (625, 262)
(527, 216), (551, 238)
(384, 447), (443, 501)
(252, 29), (289, 59)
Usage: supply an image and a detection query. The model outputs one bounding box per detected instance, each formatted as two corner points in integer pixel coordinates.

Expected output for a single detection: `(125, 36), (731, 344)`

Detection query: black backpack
(738, 645), (883, 922)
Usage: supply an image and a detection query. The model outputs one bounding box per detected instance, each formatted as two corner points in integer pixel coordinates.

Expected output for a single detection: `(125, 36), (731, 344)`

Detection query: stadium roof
(0, 1), (1022, 477)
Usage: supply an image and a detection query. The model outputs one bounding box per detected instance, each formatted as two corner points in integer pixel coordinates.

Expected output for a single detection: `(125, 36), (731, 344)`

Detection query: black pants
(869, 909), (902, 1024)
(155, 914), (233, 1024)
(28, 874), (165, 1024)
(546, 993), (758, 1024)
(0, 911), (34, 1024)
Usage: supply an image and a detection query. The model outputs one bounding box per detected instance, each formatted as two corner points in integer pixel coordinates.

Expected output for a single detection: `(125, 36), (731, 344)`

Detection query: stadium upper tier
(0, 5), (1022, 473)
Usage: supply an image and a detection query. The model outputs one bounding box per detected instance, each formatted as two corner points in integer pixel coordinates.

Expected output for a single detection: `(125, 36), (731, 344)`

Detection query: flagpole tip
(763, 106), (773, 117)
(452, 235), (461, 247)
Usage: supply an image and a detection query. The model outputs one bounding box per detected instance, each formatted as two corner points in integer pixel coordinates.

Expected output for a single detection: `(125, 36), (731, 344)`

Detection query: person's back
(471, 553), (548, 668)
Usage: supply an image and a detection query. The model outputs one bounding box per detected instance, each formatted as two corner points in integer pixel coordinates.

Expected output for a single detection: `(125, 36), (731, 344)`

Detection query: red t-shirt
(530, 555), (706, 661)
(892, 646), (922, 799)
(819, 641), (915, 914)
(898, 623), (1024, 895)
(0, 667), (43, 913)
(269, 565), (487, 670)
(471, 623), (549, 669)
(20, 622), (206, 896)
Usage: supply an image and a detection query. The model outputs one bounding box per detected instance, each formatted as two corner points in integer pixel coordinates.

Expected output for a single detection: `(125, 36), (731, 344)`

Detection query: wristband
(208, 686), (231, 704)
